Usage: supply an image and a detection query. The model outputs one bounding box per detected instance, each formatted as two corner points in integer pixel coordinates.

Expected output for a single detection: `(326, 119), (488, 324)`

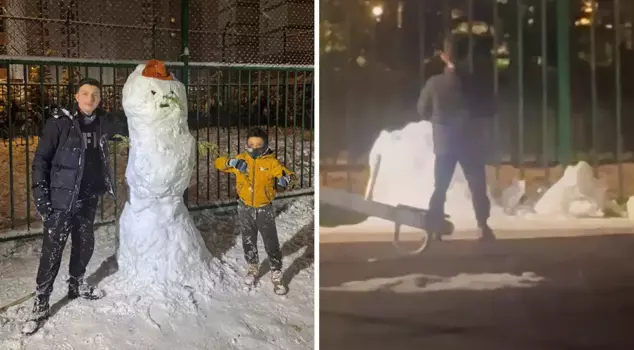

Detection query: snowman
(117, 60), (217, 288)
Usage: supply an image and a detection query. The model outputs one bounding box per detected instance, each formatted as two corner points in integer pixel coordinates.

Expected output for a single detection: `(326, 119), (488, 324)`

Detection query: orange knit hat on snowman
(142, 60), (173, 80)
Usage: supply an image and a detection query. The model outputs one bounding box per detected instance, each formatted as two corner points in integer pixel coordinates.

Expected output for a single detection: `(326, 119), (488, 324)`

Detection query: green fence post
(556, 0), (571, 165)
(614, 0), (623, 197)
(517, 0), (525, 175)
(181, 0), (190, 207)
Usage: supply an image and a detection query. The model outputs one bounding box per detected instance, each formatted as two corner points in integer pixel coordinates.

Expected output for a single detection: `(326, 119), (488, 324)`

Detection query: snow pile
(533, 161), (606, 217)
(366, 120), (477, 221)
(321, 272), (544, 294)
(0, 196), (315, 349)
(362, 120), (608, 229)
(117, 63), (219, 291)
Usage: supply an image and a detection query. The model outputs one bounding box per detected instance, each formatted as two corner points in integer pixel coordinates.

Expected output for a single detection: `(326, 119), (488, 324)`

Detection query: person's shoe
(244, 264), (259, 286)
(424, 217), (443, 242)
(429, 232), (443, 242)
(271, 269), (288, 295)
(478, 225), (496, 242)
(21, 294), (50, 335)
(68, 276), (104, 300)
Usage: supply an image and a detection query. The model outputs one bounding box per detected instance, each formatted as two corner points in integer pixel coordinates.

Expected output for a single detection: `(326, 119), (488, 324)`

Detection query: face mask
(246, 146), (267, 159)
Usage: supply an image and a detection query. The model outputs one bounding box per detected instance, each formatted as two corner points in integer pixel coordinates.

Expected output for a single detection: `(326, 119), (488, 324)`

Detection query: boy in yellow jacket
(215, 127), (294, 294)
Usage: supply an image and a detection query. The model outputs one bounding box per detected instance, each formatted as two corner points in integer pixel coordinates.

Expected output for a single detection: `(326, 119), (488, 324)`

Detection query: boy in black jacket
(22, 78), (127, 334)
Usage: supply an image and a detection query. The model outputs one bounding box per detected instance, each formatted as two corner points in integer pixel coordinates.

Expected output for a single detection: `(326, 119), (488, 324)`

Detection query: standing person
(22, 78), (126, 335)
(417, 35), (496, 242)
(215, 127), (295, 295)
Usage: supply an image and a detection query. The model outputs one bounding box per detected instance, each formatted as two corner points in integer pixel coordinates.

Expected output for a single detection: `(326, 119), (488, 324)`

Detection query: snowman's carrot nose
(142, 59), (173, 80)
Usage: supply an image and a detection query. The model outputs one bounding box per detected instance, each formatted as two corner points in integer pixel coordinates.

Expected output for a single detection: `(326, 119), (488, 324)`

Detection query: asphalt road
(320, 233), (634, 350)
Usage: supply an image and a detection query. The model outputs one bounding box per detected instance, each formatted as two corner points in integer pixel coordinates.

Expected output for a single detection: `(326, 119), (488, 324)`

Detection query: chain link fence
(0, 0), (314, 65)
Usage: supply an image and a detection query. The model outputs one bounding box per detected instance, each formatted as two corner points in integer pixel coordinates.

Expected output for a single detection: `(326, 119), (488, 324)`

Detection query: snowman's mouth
(159, 103), (170, 108)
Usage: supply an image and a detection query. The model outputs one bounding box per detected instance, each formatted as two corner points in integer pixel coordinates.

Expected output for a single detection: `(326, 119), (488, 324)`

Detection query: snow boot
(244, 264), (259, 286)
(21, 294), (50, 335)
(271, 269), (287, 295)
(68, 277), (104, 300)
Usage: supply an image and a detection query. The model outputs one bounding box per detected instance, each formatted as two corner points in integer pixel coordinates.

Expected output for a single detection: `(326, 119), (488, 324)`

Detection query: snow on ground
(320, 272), (545, 294)
(0, 195), (314, 350)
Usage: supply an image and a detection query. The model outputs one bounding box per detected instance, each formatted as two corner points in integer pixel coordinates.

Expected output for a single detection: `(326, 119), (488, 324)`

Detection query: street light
(372, 5), (384, 22)
(369, 4), (384, 64)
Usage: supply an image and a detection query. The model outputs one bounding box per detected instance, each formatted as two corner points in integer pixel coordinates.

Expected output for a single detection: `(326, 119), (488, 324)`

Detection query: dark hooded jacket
(32, 105), (128, 213)
(417, 61), (495, 155)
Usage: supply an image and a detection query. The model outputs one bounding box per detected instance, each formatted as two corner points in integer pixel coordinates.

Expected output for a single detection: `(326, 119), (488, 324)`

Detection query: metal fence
(0, 0), (314, 65)
(321, 0), (634, 201)
(0, 57), (314, 234)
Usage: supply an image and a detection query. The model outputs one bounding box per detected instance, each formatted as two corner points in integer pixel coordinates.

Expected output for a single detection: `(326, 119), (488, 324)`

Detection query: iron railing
(0, 57), (314, 234)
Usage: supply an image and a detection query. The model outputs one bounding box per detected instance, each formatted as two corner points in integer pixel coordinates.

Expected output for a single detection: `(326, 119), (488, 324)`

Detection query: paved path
(320, 232), (634, 350)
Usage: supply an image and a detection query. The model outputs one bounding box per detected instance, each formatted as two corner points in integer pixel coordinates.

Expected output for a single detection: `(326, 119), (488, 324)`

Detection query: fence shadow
(86, 254), (118, 288)
(41, 250), (118, 330)
(259, 219), (314, 291)
(195, 201), (292, 262)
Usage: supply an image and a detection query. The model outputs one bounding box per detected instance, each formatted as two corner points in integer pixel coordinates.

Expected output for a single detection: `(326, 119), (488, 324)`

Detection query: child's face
(247, 137), (265, 150)
(246, 136), (266, 158)
(75, 84), (101, 116)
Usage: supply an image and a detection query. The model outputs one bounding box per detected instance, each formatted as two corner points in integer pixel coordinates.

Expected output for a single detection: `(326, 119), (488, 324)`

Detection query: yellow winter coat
(215, 151), (294, 208)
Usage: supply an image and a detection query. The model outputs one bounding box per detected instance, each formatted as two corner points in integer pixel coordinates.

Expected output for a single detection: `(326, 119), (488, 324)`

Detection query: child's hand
(228, 158), (248, 173)
(276, 175), (291, 188)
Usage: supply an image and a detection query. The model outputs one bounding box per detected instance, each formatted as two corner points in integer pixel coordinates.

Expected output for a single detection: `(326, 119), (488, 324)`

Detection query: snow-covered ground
(0, 195), (314, 350)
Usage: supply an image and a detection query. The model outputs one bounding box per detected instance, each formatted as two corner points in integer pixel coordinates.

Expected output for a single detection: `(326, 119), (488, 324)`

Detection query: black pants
(237, 201), (282, 271)
(35, 197), (99, 297)
(428, 151), (490, 229)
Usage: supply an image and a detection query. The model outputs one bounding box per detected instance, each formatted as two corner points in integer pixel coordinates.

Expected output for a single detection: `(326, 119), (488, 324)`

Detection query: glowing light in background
(371, 5), (383, 22)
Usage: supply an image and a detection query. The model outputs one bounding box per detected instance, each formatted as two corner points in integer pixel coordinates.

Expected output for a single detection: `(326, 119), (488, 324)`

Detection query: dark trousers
(35, 197), (99, 297)
(237, 201), (282, 271)
(428, 151), (490, 229)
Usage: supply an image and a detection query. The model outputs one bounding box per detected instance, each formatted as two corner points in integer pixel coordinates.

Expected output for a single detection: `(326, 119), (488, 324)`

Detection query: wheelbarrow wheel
(392, 223), (430, 256)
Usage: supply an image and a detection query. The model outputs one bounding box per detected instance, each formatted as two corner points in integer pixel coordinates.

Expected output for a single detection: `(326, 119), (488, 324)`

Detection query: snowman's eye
(151, 90), (156, 95)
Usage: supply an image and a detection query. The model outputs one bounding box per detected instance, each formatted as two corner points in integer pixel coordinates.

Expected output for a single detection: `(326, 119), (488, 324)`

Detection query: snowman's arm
(102, 111), (129, 140)
(214, 156), (238, 175)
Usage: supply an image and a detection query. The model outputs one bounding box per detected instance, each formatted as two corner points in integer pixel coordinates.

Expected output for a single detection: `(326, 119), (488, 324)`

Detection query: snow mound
(533, 161), (607, 217)
(364, 120), (608, 227)
(117, 197), (224, 293)
(118, 63), (218, 292)
(366, 120), (487, 223)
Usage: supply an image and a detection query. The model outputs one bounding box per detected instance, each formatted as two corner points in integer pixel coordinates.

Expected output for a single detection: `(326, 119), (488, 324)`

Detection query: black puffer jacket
(32, 106), (128, 213)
